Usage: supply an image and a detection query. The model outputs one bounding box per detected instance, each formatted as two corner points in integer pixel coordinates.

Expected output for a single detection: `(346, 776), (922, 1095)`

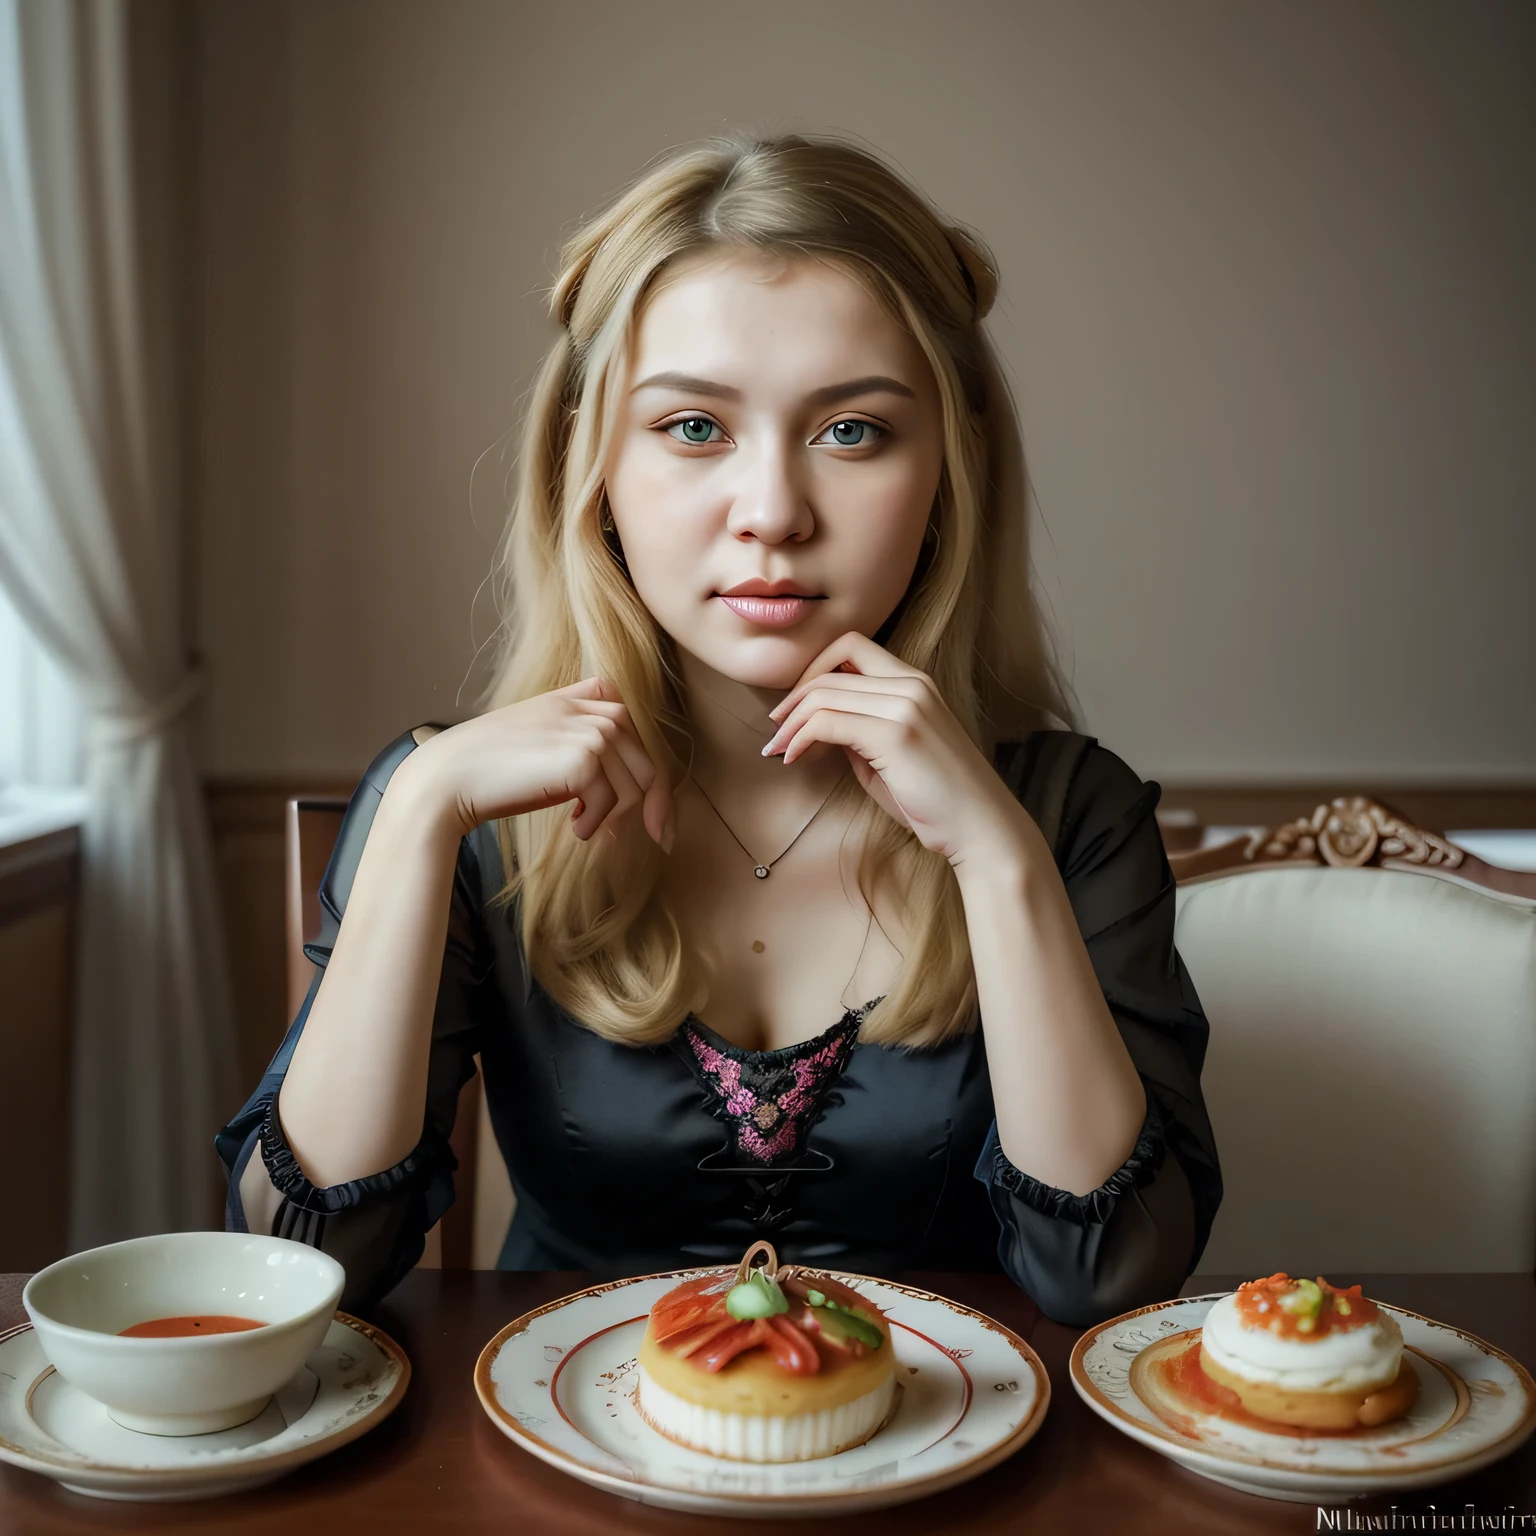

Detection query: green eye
(819, 420), (885, 448)
(666, 416), (721, 445)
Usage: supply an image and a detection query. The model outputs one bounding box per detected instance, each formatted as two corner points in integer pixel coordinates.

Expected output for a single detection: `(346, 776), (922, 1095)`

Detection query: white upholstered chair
(1168, 799), (1536, 1276)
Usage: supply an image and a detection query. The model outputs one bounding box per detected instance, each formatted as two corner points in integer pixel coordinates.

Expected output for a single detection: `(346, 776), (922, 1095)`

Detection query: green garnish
(726, 1270), (789, 1320)
(806, 1289), (826, 1307)
(808, 1295), (884, 1349)
(1276, 1278), (1323, 1324)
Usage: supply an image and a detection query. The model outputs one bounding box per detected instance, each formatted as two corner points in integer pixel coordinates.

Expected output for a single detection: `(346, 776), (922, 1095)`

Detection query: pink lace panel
(677, 1001), (877, 1168)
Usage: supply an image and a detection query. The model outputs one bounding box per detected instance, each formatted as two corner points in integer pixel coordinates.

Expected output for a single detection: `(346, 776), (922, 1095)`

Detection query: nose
(724, 436), (814, 544)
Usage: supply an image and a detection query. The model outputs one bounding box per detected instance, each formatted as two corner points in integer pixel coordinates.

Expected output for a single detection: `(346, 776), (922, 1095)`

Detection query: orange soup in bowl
(118, 1315), (267, 1338)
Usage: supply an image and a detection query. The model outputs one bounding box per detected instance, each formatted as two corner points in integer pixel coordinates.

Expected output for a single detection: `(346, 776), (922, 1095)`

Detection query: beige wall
(190, 0), (1536, 787)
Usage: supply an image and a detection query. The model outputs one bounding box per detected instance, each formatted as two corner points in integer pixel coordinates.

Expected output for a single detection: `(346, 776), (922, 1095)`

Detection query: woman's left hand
(762, 631), (1036, 870)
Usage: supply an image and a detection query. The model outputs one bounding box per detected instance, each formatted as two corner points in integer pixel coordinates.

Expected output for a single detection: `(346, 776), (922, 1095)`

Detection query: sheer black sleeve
(971, 732), (1224, 1326)
(213, 725), (496, 1316)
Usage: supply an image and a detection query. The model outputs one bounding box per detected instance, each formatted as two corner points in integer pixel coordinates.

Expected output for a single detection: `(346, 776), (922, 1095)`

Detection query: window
(0, 580), (86, 831)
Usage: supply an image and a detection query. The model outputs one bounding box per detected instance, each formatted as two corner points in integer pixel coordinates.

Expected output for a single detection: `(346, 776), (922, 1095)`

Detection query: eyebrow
(630, 371), (917, 407)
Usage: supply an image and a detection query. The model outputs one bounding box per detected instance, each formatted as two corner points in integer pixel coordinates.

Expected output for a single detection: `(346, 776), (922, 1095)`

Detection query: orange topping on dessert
(650, 1241), (887, 1376)
(1232, 1272), (1380, 1339)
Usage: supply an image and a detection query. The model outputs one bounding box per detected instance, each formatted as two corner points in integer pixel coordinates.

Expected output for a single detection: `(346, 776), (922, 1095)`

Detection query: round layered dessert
(1199, 1272), (1420, 1430)
(636, 1240), (897, 1462)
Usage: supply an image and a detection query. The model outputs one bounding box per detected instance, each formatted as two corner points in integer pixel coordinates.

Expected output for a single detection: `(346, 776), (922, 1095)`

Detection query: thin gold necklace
(687, 770), (848, 879)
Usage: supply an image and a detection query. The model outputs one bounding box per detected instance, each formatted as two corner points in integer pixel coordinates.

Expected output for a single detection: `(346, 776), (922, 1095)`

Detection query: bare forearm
(956, 809), (1148, 1196)
(276, 757), (465, 1187)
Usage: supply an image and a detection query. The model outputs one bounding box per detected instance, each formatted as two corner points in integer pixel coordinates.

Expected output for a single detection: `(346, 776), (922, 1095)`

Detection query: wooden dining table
(1, 1268), (1532, 1533)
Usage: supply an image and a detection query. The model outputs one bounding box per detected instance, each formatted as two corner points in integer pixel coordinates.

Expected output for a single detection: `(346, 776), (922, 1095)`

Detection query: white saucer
(1071, 1292), (1536, 1505)
(473, 1266), (1050, 1518)
(0, 1312), (410, 1501)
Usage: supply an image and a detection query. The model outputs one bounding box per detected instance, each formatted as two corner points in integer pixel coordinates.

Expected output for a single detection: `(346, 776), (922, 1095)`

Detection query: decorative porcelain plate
(474, 1267), (1049, 1517)
(0, 1313), (409, 1502)
(1071, 1292), (1536, 1505)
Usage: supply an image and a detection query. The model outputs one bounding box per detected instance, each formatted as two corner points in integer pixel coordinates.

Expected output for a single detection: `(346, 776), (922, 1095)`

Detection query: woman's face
(604, 248), (945, 695)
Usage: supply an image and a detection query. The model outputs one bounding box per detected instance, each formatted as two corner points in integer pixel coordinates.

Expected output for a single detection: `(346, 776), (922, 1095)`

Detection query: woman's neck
(675, 652), (852, 833)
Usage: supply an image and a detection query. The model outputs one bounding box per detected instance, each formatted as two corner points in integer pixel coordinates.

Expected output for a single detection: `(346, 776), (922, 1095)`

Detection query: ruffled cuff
(972, 1080), (1171, 1230)
(258, 1091), (444, 1216)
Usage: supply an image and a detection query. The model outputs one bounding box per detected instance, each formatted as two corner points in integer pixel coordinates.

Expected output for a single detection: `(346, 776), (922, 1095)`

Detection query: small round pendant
(754, 864), (770, 879)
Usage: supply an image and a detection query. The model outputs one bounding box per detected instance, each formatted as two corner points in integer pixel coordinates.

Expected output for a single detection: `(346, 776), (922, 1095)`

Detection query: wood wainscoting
(0, 829), (81, 1272)
(1151, 783), (1536, 836)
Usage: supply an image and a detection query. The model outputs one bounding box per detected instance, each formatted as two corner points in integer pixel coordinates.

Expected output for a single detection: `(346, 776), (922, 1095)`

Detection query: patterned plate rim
(473, 1264), (1051, 1502)
(1069, 1290), (1536, 1478)
(0, 1312), (411, 1481)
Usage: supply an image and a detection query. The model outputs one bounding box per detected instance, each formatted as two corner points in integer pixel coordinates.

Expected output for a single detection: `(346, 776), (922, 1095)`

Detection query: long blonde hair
(476, 129), (1079, 1051)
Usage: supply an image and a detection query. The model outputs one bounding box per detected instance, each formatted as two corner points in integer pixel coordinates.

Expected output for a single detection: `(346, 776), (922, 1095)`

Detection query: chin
(684, 635), (813, 688)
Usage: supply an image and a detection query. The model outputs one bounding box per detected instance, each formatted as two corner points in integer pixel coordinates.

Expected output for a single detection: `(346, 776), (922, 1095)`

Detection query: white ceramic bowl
(22, 1231), (346, 1436)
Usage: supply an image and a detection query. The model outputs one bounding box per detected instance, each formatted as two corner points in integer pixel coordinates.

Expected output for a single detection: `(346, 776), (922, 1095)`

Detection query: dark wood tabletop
(1, 1269), (1532, 1533)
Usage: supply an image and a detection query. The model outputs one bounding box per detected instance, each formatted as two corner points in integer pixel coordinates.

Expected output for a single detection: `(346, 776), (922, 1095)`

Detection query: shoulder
(318, 721), (459, 920)
(353, 722), (447, 793)
(994, 730), (1162, 872)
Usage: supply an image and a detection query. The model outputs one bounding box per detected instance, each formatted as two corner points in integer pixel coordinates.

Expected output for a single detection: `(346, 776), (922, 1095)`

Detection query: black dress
(215, 727), (1223, 1327)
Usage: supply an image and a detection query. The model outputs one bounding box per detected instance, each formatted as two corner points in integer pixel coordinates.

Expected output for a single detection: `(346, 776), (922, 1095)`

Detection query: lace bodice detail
(675, 998), (884, 1170)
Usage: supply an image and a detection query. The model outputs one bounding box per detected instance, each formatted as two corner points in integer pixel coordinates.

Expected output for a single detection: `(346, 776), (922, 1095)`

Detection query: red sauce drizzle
(117, 1315), (266, 1338)
(1153, 1339), (1417, 1440)
(1156, 1341), (1333, 1439)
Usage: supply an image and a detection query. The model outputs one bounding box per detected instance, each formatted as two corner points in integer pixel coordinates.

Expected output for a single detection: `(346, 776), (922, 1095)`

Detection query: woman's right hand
(398, 679), (676, 852)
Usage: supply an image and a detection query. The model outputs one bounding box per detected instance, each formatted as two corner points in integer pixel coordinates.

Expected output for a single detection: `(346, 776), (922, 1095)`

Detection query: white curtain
(0, 0), (240, 1246)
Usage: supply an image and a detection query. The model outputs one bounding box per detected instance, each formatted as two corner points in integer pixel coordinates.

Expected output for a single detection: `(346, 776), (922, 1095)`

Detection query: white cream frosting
(1201, 1291), (1403, 1393)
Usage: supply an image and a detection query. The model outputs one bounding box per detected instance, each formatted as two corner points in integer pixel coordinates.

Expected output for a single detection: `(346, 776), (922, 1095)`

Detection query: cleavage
(676, 862), (904, 1054)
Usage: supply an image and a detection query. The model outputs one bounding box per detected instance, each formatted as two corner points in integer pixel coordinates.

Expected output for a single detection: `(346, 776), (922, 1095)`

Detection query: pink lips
(716, 594), (822, 627)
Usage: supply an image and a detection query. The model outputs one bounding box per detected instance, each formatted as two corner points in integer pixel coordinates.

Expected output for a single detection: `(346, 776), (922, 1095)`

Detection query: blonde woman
(217, 131), (1222, 1328)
